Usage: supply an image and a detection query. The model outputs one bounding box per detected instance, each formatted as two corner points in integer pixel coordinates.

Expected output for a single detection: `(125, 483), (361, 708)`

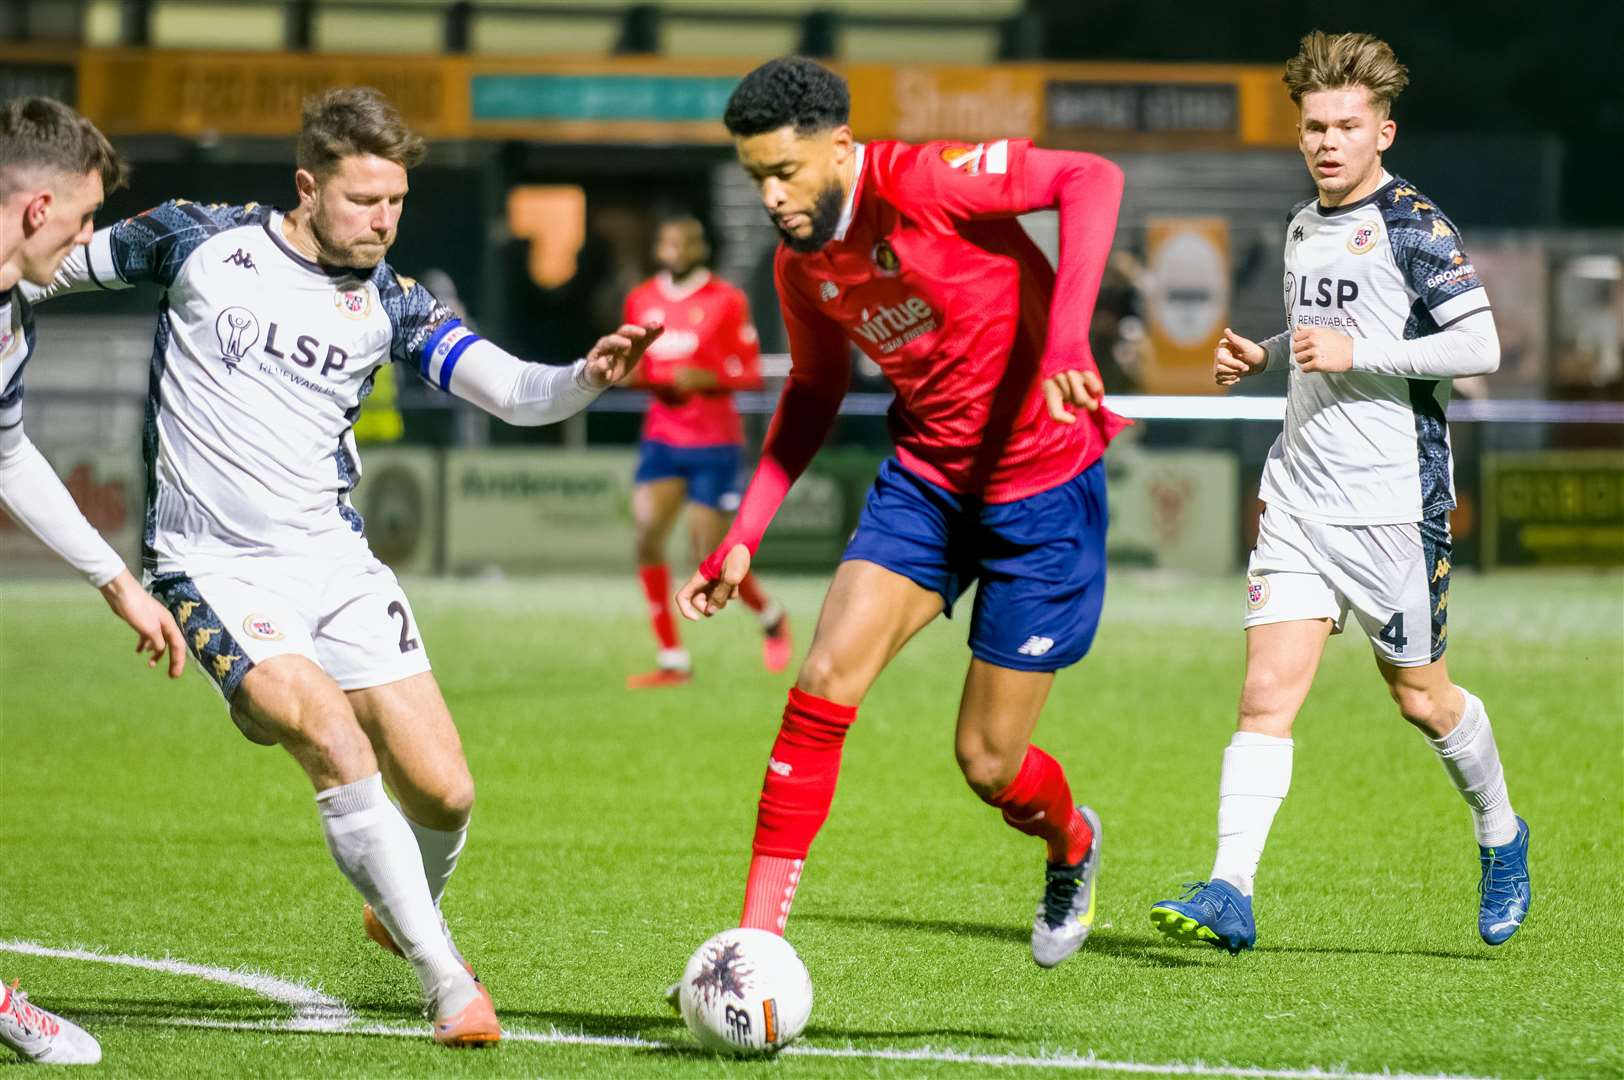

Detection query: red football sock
(637, 564), (680, 651)
(986, 745), (1093, 865)
(739, 688), (857, 933)
(736, 572), (769, 613)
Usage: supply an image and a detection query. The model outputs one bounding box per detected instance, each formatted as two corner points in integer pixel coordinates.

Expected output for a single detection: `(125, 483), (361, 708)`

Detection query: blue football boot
(1478, 816), (1531, 945)
(1149, 879), (1256, 954)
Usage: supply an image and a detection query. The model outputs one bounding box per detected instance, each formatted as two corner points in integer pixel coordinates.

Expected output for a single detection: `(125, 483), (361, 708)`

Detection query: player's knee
(1238, 663), (1304, 729)
(956, 747), (1018, 800)
(435, 771), (476, 826)
(795, 650), (854, 703)
(634, 529), (665, 565)
(1388, 680), (1445, 729)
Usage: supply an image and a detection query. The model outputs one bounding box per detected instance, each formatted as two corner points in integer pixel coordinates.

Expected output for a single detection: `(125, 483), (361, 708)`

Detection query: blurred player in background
(32, 87), (662, 1046)
(676, 58), (1126, 969)
(1150, 31), (1529, 954)
(0, 94), (163, 1069)
(622, 214), (790, 688)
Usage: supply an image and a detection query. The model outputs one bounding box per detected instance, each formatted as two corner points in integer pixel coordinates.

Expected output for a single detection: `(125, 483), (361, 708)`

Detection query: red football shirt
(623, 271), (762, 447)
(701, 138), (1126, 579)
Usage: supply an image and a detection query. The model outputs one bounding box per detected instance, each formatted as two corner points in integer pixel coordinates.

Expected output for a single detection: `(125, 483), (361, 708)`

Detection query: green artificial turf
(3, 570), (1620, 1078)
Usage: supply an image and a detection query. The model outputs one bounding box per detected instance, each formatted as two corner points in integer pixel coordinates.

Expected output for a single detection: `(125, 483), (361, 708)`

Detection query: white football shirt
(1260, 172), (1491, 525)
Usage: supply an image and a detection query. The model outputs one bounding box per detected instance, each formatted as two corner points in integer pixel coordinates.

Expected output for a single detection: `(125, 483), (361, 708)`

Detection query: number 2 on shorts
(387, 600), (420, 654)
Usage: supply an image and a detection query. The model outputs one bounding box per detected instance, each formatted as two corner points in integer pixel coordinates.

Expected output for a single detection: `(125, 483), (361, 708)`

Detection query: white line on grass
(2, 941), (1492, 1079)
(0, 939), (353, 1031)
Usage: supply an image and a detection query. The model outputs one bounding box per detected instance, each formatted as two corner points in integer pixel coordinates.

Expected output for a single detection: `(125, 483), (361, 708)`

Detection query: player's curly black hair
(722, 57), (850, 137)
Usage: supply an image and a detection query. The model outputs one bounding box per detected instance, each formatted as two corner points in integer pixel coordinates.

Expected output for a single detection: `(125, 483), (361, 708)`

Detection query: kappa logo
(1431, 218), (1454, 240)
(1016, 635), (1055, 657)
(1347, 223), (1378, 254)
(214, 306), (260, 370)
(242, 613), (285, 641)
(1291, 224), (1305, 242)
(222, 249), (258, 272)
(818, 280), (839, 302)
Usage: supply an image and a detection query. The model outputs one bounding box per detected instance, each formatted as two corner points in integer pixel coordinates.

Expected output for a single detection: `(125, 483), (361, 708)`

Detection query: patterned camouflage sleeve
(379, 269), (484, 392)
(1382, 187), (1490, 331)
(105, 201), (266, 289)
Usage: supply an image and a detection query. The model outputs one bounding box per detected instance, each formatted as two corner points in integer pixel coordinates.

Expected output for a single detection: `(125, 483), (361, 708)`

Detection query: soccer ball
(677, 928), (813, 1056)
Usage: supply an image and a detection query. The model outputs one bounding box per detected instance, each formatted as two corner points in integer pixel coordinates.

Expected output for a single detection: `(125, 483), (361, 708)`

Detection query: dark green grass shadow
(800, 912), (1497, 965)
(3, 995), (292, 1026)
(797, 912), (1207, 968)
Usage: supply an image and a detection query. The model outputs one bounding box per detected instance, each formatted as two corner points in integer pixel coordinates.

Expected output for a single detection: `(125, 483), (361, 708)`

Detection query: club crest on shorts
(242, 613), (285, 641)
(1347, 223), (1378, 254)
(1247, 575), (1269, 611)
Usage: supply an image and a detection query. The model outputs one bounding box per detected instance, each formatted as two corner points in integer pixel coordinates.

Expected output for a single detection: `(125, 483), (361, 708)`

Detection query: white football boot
(0, 980), (102, 1065)
(1031, 805), (1103, 968)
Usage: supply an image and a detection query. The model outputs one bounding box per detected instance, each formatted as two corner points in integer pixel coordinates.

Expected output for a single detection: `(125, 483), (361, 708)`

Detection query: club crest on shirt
(334, 286), (372, 320)
(242, 613), (285, 641)
(1247, 575), (1270, 611)
(939, 143), (986, 176)
(1347, 224), (1378, 254)
(872, 239), (902, 276)
(818, 280), (839, 302)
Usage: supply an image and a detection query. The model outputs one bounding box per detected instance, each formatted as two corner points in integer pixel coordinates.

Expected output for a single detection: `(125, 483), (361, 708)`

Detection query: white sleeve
(0, 423), (126, 586)
(442, 339), (603, 426)
(1261, 330), (1291, 373)
(18, 232), (130, 304)
(1351, 308), (1501, 378)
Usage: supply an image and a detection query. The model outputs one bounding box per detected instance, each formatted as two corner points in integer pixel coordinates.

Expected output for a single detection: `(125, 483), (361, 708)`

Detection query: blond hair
(1283, 31), (1409, 116)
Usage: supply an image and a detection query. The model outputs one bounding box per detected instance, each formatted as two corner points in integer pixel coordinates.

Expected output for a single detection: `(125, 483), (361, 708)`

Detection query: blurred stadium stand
(3, 0), (1620, 578)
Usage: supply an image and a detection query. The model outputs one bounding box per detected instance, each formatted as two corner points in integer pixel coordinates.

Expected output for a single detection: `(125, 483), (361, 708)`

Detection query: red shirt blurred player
(671, 59), (1126, 971)
(623, 215), (791, 688)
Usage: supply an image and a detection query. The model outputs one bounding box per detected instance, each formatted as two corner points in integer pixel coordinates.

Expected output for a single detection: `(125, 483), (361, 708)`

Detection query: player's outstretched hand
(1291, 326), (1354, 373)
(676, 543), (751, 620)
(583, 321), (664, 387)
(1041, 368), (1104, 425)
(1215, 326), (1267, 386)
(99, 569), (186, 677)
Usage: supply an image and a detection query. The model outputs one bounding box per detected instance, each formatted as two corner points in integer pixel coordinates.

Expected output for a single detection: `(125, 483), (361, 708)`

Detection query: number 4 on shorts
(1379, 611), (1407, 650)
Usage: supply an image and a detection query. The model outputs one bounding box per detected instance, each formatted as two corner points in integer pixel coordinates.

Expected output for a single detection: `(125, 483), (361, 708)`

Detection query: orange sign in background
(4, 46), (1300, 149)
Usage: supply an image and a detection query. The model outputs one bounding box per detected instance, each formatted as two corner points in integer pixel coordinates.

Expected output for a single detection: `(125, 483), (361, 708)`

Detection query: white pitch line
(164, 1017), (1495, 1080)
(0, 940), (353, 1031)
(2, 941), (1494, 1080)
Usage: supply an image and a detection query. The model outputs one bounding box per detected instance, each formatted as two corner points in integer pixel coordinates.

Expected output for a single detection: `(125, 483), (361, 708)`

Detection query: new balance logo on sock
(767, 757), (792, 777)
(1017, 636), (1055, 657)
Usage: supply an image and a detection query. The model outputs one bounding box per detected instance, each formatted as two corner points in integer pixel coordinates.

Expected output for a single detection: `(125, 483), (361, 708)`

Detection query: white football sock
(317, 774), (476, 1013)
(1428, 687), (1518, 847)
(406, 814), (468, 910)
(1210, 731), (1294, 897)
